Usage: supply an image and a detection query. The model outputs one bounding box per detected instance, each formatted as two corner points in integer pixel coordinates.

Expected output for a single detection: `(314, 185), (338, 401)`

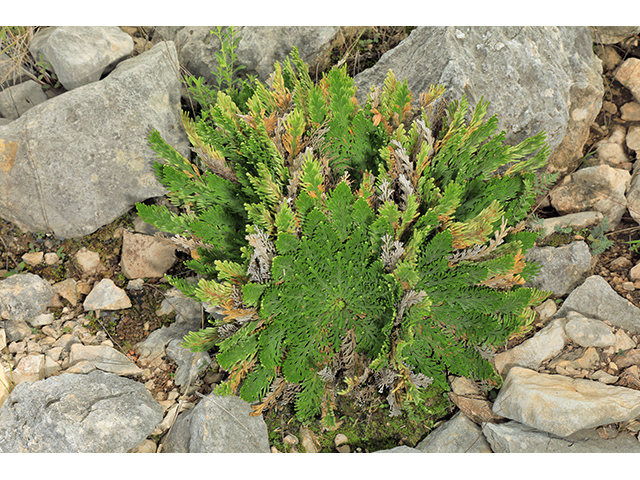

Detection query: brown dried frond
(250, 376), (286, 417)
(381, 234), (404, 272)
(228, 357), (256, 395)
(246, 226), (277, 283)
(447, 216), (511, 266)
(481, 250), (527, 289)
(338, 328), (357, 376)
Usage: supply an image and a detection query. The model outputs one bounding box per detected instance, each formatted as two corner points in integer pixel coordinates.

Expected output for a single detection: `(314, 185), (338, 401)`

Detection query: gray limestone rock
(493, 317), (568, 375)
(1, 320), (32, 343)
(162, 393), (270, 453)
(135, 289), (204, 365)
(0, 41), (188, 238)
(524, 241), (591, 296)
(29, 26), (134, 90)
(68, 344), (142, 376)
(165, 338), (211, 389)
(483, 421), (640, 453)
(0, 273), (54, 323)
(354, 26), (603, 173)
(415, 411), (492, 453)
(0, 370), (163, 452)
(556, 275), (640, 334)
(564, 311), (616, 347)
(167, 26), (341, 85)
(550, 164), (630, 230)
(0, 80), (48, 120)
(536, 211), (604, 241)
(374, 445), (421, 453)
(83, 279), (131, 311)
(492, 366), (640, 437)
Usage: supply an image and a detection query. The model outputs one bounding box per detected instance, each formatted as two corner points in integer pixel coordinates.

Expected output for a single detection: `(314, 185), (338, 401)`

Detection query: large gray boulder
(415, 411), (492, 453)
(162, 26), (341, 84)
(0, 41), (188, 238)
(492, 366), (640, 437)
(29, 26), (134, 91)
(483, 420), (640, 453)
(524, 241), (592, 296)
(161, 393), (270, 452)
(354, 26), (603, 173)
(0, 371), (163, 452)
(0, 273), (54, 323)
(556, 275), (640, 334)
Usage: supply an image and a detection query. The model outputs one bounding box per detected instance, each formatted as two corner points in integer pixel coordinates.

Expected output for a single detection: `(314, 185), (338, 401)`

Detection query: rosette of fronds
(138, 47), (552, 424)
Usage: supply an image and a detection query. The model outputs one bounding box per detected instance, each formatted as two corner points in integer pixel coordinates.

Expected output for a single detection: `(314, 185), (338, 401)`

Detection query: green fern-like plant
(138, 46), (552, 424)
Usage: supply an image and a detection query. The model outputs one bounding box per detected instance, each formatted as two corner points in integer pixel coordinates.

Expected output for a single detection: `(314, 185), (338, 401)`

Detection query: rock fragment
(83, 279), (131, 311)
(492, 366), (640, 437)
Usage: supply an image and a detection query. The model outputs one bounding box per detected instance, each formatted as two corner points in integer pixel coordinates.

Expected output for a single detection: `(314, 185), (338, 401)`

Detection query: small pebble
(603, 101), (618, 115)
(336, 445), (351, 453)
(22, 251), (44, 266)
(622, 282), (635, 291)
(44, 252), (60, 265)
(284, 434), (299, 446)
(334, 433), (349, 447)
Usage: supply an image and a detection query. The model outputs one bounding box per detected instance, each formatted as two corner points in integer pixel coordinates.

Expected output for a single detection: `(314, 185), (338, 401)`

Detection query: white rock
(493, 317), (568, 375)
(43, 355), (61, 377)
(627, 124), (640, 153)
(596, 125), (629, 168)
(44, 252), (60, 265)
(0, 367), (10, 408)
(75, 248), (104, 276)
(27, 313), (55, 328)
(21, 252), (44, 266)
(493, 366), (640, 437)
(334, 433), (349, 447)
(615, 58), (640, 103)
(534, 299), (557, 323)
(614, 329), (637, 351)
(621, 101), (640, 121)
(0, 328), (6, 351)
(52, 278), (79, 307)
(484, 420), (640, 452)
(45, 346), (63, 362)
(83, 279), (131, 311)
(12, 354), (45, 384)
(69, 343), (142, 376)
(564, 311), (616, 347)
(65, 360), (96, 374)
(592, 370), (619, 384)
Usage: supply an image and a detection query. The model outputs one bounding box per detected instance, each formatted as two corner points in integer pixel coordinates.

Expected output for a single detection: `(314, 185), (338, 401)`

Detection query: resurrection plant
(138, 45), (553, 425)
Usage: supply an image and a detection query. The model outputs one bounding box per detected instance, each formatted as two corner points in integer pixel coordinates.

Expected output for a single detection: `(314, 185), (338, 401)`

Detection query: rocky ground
(2, 26), (640, 453)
